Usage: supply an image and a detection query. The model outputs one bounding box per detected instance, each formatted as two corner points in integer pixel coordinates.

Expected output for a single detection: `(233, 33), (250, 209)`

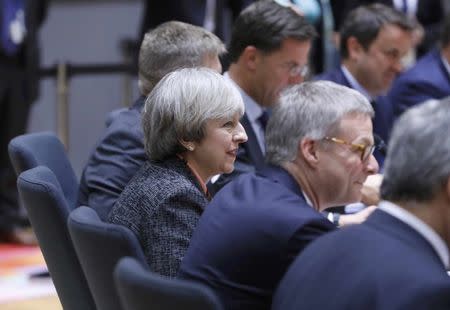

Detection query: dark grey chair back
(68, 206), (147, 310)
(8, 131), (78, 207)
(17, 166), (96, 310)
(114, 257), (223, 310)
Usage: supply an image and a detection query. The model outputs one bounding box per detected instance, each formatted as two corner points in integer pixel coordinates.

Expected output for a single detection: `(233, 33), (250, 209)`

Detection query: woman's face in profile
(188, 112), (247, 181)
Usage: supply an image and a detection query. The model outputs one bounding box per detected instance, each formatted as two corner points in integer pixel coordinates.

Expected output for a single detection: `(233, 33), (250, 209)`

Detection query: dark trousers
(0, 64), (32, 231)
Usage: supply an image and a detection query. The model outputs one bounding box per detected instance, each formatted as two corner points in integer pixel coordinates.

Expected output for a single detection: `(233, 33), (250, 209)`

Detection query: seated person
(178, 81), (378, 310)
(78, 21), (225, 220)
(389, 13), (450, 118)
(273, 98), (450, 310)
(108, 68), (247, 278)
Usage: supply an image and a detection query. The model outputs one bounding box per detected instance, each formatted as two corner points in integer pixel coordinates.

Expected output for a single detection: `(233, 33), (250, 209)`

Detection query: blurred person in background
(0, 0), (48, 243)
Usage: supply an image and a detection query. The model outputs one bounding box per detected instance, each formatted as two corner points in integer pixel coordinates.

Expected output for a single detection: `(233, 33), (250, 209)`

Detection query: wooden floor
(2, 296), (61, 310)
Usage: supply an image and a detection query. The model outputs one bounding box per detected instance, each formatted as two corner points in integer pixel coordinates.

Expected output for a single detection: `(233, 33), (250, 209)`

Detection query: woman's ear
(179, 139), (195, 152)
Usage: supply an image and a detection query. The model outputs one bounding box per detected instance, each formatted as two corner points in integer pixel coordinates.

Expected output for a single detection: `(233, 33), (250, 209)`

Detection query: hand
(361, 174), (383, 206)
(338, 205), (377, 227)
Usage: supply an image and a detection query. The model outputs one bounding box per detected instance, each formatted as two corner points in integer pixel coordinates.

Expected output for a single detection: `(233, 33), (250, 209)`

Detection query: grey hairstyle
(381, 98), (450, 202)
(142, 67), (244, 161)
(266, 81), (374, 165)
(138, 21), (225, 95)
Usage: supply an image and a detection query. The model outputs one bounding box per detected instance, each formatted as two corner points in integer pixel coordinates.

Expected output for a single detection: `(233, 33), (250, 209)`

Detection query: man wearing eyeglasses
(273, 97), (450, 310)
(316, 3), (414, 167)
(179, 81), (379, 310)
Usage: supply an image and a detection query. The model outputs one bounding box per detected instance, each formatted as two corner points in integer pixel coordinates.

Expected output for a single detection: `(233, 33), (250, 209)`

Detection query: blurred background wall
(29, 0), (141, 177)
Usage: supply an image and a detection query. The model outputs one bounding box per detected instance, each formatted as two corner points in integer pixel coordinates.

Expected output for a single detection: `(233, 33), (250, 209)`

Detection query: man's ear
(346, 36), (364, 61)
(241, 46), (260, 71)
(299, 138), (320, 167)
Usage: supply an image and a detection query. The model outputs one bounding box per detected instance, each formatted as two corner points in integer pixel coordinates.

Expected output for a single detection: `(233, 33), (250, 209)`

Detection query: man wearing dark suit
(179, 81), (379, 310)
(273, 97), (450, 310)
(78, 21), (225, 220)
(209, 1), (316, 193)
(316, 4), (414, 166)
(389, 15), (450, 118)
(331, 0), (445, 58)
(0, 0), (48, 242)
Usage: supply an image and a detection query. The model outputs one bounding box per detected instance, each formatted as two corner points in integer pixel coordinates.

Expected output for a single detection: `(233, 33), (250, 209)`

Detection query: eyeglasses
(323, 137), (375, 162)
(289, 64), (309, 78)
(281, 63), (309, 78)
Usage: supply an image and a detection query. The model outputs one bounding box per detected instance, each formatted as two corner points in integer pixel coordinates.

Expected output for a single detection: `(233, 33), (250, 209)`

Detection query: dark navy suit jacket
(388, 49), (450, 118)
(179, 165), (336, 310)
(316, 68), (392, 165)
(78, 96), (146, 220)
(273, 209), (450, 310)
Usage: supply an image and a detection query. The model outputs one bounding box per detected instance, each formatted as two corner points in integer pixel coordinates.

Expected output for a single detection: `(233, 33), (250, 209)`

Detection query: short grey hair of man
(142, 67), (244, 161)
(138, 21), (226, 95)
(381, 98), (450, 202)
(266, 81), (374, 166)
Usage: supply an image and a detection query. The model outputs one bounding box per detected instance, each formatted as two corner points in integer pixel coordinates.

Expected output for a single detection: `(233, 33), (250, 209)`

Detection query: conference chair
(17, 166), (96, 310)
(68, 206), (147, 310)
(114, 257), (223, 310)
(8, 131), (78, 208)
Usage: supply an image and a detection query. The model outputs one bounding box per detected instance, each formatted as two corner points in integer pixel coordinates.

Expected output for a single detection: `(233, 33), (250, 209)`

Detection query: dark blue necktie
(258, 110), (270, 131)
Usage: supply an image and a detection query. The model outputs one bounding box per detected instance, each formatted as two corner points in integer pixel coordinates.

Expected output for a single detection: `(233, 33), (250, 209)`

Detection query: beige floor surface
(2, 296), (62, 310)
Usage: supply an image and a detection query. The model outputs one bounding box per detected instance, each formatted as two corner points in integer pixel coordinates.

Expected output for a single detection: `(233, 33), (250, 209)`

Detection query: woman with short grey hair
(108, 68), (247, 277)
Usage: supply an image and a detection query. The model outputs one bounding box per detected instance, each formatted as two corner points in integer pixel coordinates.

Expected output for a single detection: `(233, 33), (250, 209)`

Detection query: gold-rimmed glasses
(323, 137), (375, 162)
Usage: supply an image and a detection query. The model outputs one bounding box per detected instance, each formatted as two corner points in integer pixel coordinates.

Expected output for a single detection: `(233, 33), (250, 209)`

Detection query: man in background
(316, 3), (414, 166)
(0, 0), (48, 243)
(389, 13), (450, 118)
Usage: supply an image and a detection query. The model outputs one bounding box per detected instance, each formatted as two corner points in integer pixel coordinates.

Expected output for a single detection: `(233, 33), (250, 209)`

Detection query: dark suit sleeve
(78, 114), (146, 220)
(390, 79), (440, 117)
(286, 218), (336, 262)
(399, 283), (450, 309)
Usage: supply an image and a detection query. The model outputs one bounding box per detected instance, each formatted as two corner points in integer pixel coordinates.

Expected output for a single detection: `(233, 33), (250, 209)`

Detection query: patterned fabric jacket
(108, 157), (208, 277)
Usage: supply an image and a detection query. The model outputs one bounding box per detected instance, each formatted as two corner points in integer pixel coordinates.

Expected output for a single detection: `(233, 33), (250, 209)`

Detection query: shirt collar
(379, 200), (450, 269)
(341, 65), (374, 101)
(302, 190), (313, 208)
(224, 72), (265, 122)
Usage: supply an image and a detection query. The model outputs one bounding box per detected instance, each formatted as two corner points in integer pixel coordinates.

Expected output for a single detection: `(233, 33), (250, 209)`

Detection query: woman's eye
(223, 121), (234, 128)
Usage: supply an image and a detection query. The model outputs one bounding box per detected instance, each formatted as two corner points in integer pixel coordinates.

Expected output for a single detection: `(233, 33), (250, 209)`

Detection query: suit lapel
(240, 114), (265, 170)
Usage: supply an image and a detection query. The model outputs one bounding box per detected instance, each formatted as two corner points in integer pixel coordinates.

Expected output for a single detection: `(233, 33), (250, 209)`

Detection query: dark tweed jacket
(108, 157), (208, 277)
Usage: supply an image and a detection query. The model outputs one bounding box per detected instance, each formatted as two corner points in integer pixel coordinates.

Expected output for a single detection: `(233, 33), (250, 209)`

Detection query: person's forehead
(336, 114), (373, 141)
(370, 23), (411, 47)
(265, 38), (311, 61)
